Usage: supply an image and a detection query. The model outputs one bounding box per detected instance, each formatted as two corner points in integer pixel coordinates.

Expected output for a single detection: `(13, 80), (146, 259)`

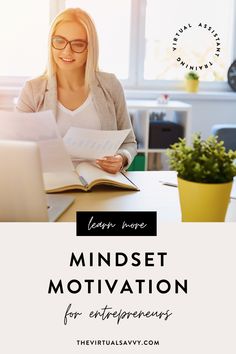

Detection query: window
(0, 0), (50, 78)
(0, 0), (235, 91)
(143, 0), (234, 83)
(65, 0), (132, 80)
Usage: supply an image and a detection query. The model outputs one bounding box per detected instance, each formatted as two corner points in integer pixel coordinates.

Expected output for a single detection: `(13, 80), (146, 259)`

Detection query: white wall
(184, 99), (236, 138)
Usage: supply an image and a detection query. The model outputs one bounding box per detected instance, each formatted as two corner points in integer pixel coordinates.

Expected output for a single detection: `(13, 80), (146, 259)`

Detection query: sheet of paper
(231, 176), (236, 199)
(63, 127), (130, 159)
(38, 139), (74, 173)
(0, 110), (60, 140)
(0, 110), (73, 172)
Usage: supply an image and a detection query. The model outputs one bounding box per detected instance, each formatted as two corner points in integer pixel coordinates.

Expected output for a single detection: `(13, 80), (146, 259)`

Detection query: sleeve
(111, 75), (137, 169)
(15, 81), (36, 112)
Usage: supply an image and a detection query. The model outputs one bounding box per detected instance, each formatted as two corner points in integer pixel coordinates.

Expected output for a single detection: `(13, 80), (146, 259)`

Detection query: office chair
(211, 124), (236, 151)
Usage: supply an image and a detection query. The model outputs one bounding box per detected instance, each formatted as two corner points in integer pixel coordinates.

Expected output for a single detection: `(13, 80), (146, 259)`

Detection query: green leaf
(166, 133), (236, 183)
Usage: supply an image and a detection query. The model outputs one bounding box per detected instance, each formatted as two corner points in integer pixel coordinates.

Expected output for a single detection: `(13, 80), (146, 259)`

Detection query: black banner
(76, 211), (157, 236)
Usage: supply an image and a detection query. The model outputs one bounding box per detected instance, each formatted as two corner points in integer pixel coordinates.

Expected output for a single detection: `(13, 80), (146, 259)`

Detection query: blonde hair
(45, 8), (99, 87)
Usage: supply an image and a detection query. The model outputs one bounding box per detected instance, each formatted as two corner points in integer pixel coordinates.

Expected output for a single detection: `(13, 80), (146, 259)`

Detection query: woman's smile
(60, 57), (76, 63)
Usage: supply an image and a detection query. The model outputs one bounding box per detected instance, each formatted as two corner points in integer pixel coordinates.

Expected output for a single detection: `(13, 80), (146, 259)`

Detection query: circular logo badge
(172, 23), (221, 71)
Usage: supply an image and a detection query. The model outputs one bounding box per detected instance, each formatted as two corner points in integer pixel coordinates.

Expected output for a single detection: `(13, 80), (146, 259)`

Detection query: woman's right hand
(96, 154), (127, 174)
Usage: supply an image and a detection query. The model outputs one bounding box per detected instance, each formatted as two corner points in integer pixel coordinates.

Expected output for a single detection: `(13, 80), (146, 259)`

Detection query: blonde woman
(17, 8), (137, 173)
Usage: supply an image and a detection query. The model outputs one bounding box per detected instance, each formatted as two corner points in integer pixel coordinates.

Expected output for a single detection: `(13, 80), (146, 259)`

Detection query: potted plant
(167, 134), (236, 221)
(185, 71), (199, 92)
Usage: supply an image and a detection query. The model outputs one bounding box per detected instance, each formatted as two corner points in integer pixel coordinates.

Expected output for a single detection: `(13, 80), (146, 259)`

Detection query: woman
(16, 8), (137, 174)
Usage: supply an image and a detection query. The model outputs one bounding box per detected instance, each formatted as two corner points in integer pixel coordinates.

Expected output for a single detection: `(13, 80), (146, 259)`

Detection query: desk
(57, 171), (236, 222)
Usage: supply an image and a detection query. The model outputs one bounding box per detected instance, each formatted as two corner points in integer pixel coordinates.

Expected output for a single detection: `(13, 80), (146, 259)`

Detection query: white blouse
(56, 94), (101, 137)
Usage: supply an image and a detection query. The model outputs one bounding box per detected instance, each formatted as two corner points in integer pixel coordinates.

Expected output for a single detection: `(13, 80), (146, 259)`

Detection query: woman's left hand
(96, 154), (127, 174)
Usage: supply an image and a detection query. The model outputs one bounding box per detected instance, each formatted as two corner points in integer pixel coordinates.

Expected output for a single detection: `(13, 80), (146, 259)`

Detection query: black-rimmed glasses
(51, 35), (88, 53)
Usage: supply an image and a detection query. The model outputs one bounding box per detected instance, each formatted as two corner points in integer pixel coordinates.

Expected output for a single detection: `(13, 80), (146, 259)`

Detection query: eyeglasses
(51, 35), (88, 53)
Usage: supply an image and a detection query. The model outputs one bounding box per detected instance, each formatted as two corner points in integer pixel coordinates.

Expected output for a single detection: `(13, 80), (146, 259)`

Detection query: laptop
(0, 140), (74, 222)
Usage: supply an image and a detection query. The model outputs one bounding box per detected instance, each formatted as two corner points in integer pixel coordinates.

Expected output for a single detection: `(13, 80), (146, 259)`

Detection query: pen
(79, 175), (88, 186)
(159, 181), (177, 188)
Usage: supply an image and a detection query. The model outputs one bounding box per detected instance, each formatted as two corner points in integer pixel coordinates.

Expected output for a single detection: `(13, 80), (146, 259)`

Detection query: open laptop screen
(0, 140), (49, 221)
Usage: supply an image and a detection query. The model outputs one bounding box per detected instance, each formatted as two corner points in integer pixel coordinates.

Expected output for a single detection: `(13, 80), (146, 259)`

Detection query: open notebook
(44, 161), (139, 192)
(0, 111), (139, 194)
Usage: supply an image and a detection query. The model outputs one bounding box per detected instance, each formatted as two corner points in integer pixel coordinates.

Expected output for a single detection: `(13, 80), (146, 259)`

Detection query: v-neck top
(56, 93), (101, 137)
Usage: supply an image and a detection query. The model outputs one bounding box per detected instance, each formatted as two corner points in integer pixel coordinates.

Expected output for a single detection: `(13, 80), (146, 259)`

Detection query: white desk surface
(57, 171), (236, 222)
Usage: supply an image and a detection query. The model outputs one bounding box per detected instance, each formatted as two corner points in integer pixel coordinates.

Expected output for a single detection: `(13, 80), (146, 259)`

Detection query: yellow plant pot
(177, 177), (232, 222)
(185, 79), (199, 93)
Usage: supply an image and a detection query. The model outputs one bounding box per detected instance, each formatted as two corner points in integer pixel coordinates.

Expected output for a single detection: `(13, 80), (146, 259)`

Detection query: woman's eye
(56, 38), (65, 44)
(52, 37), (66, 47)
(72, 41), (86, 50)
(74, 41), (84, 47)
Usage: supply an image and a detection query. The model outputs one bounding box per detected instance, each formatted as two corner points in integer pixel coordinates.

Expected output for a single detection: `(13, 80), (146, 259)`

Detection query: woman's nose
(61, 42), (73, 55)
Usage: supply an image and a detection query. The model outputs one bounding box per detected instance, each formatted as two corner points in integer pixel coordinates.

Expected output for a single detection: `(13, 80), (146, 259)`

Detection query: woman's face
(52, 21), (88, 73)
